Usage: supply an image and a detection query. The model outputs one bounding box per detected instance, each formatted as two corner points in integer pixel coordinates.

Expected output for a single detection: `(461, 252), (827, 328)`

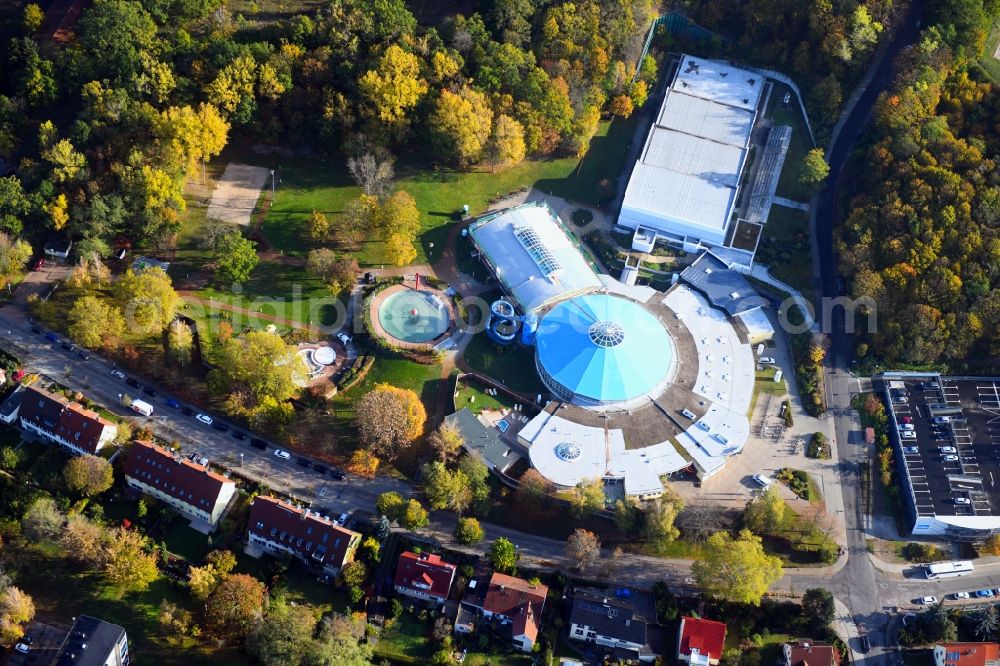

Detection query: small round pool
(378, 289), (451, 343)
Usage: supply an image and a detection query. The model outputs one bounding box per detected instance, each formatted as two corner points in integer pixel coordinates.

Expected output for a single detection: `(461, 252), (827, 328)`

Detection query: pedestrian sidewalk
(866, 551), (1000, 576)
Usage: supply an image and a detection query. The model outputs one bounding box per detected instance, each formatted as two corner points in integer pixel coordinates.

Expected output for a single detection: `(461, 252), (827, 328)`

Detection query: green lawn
(162, 518), (211, 563)
(756, 205), (815, 304)
(980, 21), (1000, 83)
(193, 260), (344, 328)
(374, 611), (434, 663)
(179, 299), (293, 346)
(763, 500), (838, 566)
(335, 354), (442, 404)
(766, 82), (816, 202)
(454, 377), (517, 414)
(748, 367), (788, 417)
(462, 332), (545, 394)
(257, 119), (631, 265)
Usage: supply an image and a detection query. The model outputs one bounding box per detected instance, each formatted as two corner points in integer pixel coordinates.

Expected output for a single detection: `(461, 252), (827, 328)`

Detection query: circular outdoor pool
(378, 289), (451, 343)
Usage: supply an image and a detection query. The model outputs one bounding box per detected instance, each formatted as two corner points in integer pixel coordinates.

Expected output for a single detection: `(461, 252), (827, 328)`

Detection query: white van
(130, 399), (154, 417)
(752, 473), (773, 489)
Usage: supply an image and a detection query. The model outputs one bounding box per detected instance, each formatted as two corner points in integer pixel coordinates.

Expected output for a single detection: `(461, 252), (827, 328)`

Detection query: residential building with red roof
(19, 385), (117, 456)
(934, 643), (1000, 666)
(245, 496), (361, 577)
(783, 640), (840, 666)
(457, 571), (548, 652)
(678, 616), (727, 666)
(393, 551), (456, 604)
(124, 441), (237, 528)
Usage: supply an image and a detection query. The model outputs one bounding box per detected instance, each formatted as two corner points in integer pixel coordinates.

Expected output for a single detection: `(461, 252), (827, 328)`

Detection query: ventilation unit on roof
(729, 291), (740, 299)
(742, 98), (749, 104)
(748, 78), (756, 85)
(704, 268), (712, 274)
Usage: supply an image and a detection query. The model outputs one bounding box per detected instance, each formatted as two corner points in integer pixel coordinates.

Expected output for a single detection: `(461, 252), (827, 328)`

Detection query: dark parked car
(860, 636), (871, 654)
(78, 351), (91, 361)
(250, 439), (267, 450)
(125, 378), (141, 389)
(44, 332), (58, 343)
(166, 398), (181, 409)
(60, 342), (73, 351)
(30, 326), (41, 334)
(181, 406), (195, 416)
(330, 469), (346, 481)
(296, 458), (311, 468)
(313, 465), (328, 475)
(143, 387), (158, 398)
(231, 431), (247, 440)
(213, 422), (229, 432)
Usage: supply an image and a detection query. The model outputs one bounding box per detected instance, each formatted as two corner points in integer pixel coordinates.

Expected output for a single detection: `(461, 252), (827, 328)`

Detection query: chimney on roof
(301, 508), (308, 520)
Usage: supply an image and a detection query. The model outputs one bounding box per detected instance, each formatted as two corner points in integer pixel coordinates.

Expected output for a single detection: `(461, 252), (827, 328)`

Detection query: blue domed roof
(535, 293), (674, 404)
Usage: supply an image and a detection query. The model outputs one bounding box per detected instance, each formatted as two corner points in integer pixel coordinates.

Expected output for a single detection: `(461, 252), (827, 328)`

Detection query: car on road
(195, 413), (213, 425)
(939, 446), (957, 454)
(943, 455), (959, 462)
(111, 369), (126, 379)
(955, 497), (972, 505)
(273, 449), (291, 460)
(125, 378), (141, 388)
(296, 458), (311, 468)
(166, 398), (181, 409)
(213, 422), (229, 432)
(143, 386), (158, 398)
(250, 439), (267, 450)
(15, 643), (29, 654)
(313, 465), (328, 475)
(330, 469), (346, 481)
(952, 592), (970, 600)
(976, 589), (994, 598)
(231, 431), (247, 440)
(181, 406), (195, 416)
(337, 332), (351, 345)
(920, 596), (938, 605)
(859, 636), (871, 654)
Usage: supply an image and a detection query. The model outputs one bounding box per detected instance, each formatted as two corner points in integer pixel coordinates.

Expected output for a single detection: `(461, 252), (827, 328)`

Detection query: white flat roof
(470, 203), (601, 313)
(674, 56), (764, 111)
(644, 129), (745, 188)
(657, 92), (756, 148)
(622, 161), (737, 235)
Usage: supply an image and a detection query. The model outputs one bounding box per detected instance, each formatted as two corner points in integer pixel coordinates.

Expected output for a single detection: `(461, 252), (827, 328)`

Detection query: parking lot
(887, 376), (1000, 521)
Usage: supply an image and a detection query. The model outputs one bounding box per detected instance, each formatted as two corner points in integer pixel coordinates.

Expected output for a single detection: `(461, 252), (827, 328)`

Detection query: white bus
(925, 561), (974, 579)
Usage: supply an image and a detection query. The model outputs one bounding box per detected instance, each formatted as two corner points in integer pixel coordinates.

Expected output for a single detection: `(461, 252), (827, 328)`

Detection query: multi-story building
(457, 571), (548, 652)
(18, 385), (117, 456)
(393, 551), (456, 604)
(53, 615), (129, 666)
(124, 440), (237, 528)
(245, 496), (361, 576)
(568, 587), (659, 662)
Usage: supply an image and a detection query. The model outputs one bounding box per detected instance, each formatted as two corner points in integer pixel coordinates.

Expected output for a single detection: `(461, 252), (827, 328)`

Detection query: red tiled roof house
(124, 441), (237, 528)
(472, 572), (548, 652)
(783, 640), (840, 666)
(393, 551), (456, 604)
(934, 643), (1000, 666)
(19, 385), (117, 456)
(245, 496), (361, 577)
(678, 617), (727, 666)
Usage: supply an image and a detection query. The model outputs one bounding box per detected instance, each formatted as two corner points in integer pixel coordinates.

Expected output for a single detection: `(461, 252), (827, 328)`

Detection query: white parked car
(752, 473), (773, 489)
(273, 449), (291, 460)
(954, 592), (970, 600)
(901, 431), (917, 439)
(920, 596), (938, 605)
(759, 357), (775, 365)
(955, 497), (971, 505)
(943, 455), (959, 462)
(939, 446), (957, 454)
(337, 332), (352, 345)
(110, 369), (126, 379)
(14, 643), (29, 654)
(195, 413), (213, 425)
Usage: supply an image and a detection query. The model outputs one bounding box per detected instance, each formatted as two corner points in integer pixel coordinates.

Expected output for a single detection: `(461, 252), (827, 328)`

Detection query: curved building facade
(534, 293), (676, 409)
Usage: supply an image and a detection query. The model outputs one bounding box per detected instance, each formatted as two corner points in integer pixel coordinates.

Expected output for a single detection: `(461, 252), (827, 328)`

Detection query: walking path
(177, 291), (324, 336)
(772, 196), (809, 211)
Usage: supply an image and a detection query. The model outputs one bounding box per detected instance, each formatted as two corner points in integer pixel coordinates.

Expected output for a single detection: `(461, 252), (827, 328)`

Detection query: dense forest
(836, 0), (1000, 370)
(0, 0), (656, 264)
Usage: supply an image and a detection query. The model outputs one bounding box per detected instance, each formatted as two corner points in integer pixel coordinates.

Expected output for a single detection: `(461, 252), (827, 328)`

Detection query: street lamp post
(269, 169), (276, 198)
(240, 453), (244, 468)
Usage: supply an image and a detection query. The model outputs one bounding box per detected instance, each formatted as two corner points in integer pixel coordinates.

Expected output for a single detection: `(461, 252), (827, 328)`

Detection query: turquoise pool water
(378, 289), (450, 343)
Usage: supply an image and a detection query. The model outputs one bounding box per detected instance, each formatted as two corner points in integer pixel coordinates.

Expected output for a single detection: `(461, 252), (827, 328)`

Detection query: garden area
(764, 82), (816, 203)
(755, 206), (815, 304)
(462, 333), (545, 395)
